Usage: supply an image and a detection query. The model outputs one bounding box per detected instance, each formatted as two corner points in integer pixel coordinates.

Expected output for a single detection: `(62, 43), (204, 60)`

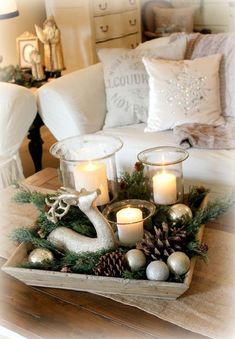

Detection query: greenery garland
(11, 165), (235, 280)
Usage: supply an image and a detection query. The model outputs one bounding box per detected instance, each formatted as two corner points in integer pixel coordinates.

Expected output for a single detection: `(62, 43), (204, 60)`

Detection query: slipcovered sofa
(37, 33), (235, 193)
(0, 83), (37, 189)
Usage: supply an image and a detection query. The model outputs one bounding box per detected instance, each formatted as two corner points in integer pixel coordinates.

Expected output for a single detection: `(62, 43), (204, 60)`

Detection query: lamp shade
(0, 0), (19, 20)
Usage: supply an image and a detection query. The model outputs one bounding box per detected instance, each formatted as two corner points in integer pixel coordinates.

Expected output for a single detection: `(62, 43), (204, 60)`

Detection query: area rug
(0, 186), (235, 339)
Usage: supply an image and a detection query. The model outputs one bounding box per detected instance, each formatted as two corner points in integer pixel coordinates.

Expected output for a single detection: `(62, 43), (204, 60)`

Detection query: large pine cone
(136, 222), (189, 262)
(93, 250), (127, 277)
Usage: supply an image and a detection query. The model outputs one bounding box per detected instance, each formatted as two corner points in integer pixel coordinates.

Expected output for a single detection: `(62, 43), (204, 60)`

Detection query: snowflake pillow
(143, 54), (225, 132)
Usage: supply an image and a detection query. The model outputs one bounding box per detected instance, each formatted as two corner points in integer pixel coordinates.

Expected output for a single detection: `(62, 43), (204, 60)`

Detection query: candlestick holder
(50, 134), (123, 206)
(102, 199), (156, 247)
(137, 146), (189, 205)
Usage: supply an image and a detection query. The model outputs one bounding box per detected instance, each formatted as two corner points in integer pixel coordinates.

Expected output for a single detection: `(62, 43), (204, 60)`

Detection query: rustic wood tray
(2, 226), (205, 301)
(2, 196), (208, 300)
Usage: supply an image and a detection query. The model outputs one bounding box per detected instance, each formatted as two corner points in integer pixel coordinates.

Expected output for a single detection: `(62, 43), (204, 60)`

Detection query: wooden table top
(0, 168), (233, 339)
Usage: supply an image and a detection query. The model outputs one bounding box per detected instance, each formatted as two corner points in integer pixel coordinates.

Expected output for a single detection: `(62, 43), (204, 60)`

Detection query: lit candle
(74, 161), (109, 206)
(152, 171), (177, 205)
(116, 207), (143, 247)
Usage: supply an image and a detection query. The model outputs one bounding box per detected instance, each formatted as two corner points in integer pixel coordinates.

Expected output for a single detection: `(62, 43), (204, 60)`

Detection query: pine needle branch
(187, 193), (235, 234)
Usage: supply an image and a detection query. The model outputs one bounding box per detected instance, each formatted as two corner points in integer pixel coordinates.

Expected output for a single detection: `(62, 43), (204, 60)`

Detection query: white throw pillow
(97, 37), (187, 129)
(143, 54), (225, 132)
(153, 7), (197, 35)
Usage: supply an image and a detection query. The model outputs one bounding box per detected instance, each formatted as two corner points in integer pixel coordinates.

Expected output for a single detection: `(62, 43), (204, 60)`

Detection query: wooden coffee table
(0, 168), (232, 339)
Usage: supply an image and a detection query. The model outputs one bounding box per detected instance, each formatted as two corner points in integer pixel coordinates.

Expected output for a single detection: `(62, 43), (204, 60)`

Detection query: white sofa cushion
(153, 6), (197, 35)
(143, 54), (224, 132)
(0, 83), (37, 189)
(189, 33), (235, 119)
(37, 63), (106, 140)
(98, 36), (187, 129)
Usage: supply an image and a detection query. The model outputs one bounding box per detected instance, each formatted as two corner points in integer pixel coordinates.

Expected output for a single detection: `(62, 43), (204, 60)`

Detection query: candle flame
(86, 161), (96, 171)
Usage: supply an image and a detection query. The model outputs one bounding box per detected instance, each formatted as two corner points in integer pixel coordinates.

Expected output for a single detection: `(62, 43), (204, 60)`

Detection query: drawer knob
(100, 25), (109, 33)
(98, 2), (107, 10)
(129, 0), (136, 4)
(129, 19), (137, 26)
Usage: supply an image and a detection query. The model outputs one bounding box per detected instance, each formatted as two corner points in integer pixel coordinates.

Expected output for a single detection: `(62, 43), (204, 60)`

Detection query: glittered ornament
(169, 204), (193, 225)
(167, 251), (190, 275)
(125, 249), (146, 272)
(28, 248), (54, 264)
(146, 260), (169, 281)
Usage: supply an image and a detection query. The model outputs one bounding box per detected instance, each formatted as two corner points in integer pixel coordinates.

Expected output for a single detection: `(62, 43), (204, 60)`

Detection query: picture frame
(16, 31), (39, 68)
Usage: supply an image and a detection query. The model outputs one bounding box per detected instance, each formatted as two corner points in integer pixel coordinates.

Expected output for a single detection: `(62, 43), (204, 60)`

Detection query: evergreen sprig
(10, 228), (62, 254)
(118, 162), (151, 201)
(72, 250), (108, 274)
(13, 187), (48, 211)
(122, 269), (146, 280)
(187, 193), (235, 234)
(19, 260), (60, 271)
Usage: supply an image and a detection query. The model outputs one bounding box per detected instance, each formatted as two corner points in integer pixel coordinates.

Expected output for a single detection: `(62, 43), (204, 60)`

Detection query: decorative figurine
(46, 187), (117, 254)
(29, 49), (45, 81)
(35, 16), (65, 72)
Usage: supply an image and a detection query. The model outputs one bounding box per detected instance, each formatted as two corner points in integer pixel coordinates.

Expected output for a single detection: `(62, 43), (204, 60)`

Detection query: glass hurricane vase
(50, 134), (123, 206)
(137, 146), (189, 205)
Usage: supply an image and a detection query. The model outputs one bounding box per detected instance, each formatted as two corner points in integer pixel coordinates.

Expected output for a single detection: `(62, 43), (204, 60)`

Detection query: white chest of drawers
(45, 0), (141, 73)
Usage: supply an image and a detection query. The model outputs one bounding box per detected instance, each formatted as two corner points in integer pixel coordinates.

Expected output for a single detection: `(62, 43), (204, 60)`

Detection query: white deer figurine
(46, 188), (117, 254)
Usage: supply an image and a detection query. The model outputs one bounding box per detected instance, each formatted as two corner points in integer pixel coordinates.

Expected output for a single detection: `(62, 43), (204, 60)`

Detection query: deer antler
(45, 188), (101, 224)
(45, 193), (79, 224)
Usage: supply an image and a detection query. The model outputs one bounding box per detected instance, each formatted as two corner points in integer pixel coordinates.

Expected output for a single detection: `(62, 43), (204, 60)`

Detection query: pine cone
(93, 250), (127, 277)
(136, 222), (189, 261)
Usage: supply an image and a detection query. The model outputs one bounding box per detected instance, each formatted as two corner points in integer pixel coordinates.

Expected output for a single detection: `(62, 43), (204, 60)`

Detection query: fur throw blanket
(173, 123), (235, 149)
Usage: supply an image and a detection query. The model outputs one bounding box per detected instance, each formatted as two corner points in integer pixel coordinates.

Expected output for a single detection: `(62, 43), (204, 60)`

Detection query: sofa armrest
(37, 63), (106, 140)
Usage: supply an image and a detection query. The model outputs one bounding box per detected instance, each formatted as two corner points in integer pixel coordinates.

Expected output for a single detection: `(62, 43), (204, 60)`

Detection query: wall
(0, 0), (46, 67)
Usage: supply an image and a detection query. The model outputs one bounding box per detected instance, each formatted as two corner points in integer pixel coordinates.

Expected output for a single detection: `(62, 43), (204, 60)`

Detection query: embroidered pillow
(153, 7), (196, 35)
(143, 54), (225, 132)
(97, 37), (187, 129)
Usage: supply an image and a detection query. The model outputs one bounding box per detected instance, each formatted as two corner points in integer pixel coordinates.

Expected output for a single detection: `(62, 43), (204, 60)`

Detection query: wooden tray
(2, 194), (208, 300)
(2, 222), (205, 300)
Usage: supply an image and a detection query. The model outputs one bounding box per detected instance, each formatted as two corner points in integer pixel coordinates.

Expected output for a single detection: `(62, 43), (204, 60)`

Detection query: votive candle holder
(137, 146), (189, 205)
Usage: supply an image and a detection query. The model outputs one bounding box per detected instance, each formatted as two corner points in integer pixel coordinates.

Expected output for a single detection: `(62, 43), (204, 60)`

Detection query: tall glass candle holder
(50, 134), (123, 206)
(103, 199), (155, 247)
(137, 146), (189, 205)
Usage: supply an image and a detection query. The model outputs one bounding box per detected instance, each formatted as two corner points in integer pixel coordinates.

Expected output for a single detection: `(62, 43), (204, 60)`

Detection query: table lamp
(0, 0), (19, 20)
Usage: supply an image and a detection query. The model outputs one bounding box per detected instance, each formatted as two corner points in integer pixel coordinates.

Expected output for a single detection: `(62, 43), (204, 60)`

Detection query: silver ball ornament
(28, 248), (54, 264)
(126, 249), (146, 272)
(167, 251), (190, 275)
(146, 261), (169, 281)
(169, 204), (193, 224)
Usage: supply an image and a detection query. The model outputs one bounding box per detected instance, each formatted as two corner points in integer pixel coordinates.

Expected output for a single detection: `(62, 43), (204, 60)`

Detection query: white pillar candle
(153, 171), (177, 205)
(116, 207), (143, 247)
(74, 161), (109, 206)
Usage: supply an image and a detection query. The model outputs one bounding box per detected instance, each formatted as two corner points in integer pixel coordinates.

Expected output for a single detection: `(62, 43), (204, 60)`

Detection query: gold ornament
(146, 260), (169, 281)
(125, 249), (146, 272)
(28, 248), (54, 264)
(169, 203), (193, 224)
(167, 251), (190, 275)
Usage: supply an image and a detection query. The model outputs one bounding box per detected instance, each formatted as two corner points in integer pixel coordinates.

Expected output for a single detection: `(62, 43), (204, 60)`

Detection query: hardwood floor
(20, 126), (59, 178)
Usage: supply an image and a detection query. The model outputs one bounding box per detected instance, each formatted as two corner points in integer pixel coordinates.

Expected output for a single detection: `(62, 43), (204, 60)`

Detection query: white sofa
(37, 34), (235, 193)
(0, 83), (37, 189)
